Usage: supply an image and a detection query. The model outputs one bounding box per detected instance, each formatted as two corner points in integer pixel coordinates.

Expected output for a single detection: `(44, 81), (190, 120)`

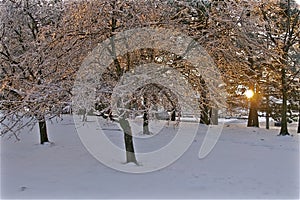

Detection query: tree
(131, 83), (179, 135)
(69, 0), (227, 164)
(1, 0), (226, 163)
(193, 0), (265, 126)
(66, 0), (181, 163)
(195, 0), (299, 134)
(0, 0), (68, 143)
(259, 0), (300, 135)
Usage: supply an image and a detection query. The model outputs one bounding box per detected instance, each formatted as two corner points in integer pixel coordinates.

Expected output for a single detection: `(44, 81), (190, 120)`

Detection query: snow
(1, 116), (299, 199)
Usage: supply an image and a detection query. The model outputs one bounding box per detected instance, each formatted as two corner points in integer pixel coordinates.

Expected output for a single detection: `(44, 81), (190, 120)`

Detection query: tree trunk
(109, 2), (137, 163)
(247, 103), (259, 127)
(142, 96), (150, 135)
(110, 0), (122, 77)
(266, 111), (270, 130)
(247, 89), (259, 127)
(171, 109), (176, 121)
(200, 77), (210, 125)
(38, 117), (49, 144)
(119, 118), (138, 164)
(200, 105), (210, 125)
(210, 108), (218, 125)
(266, 93), (270, 129)
(143, 111), (150, 135)
(82, 109), (87, 122)
(279, 67), (289, 136)
(297, 108), (300, 134)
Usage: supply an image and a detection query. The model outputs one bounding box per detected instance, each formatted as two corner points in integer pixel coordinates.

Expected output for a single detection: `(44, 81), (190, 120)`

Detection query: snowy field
(1, 115), (299, 199)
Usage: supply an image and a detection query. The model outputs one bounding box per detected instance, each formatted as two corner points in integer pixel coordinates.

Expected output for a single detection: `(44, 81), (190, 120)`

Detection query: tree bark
(110, 0), (122, 77)
(170, 109), (176, 121)
(109, 1), (138, 162)
(247, 88), (259, 127)
(279, 67), (289, 136)
(278, 0), (295, 135)
(247, 98), (259, 127)
(266, 111), (270, 130)
(297, 108), (300, 134)
(200, 78), (210, 125)
(38, 117), (49, 144)
(142, 96), (150, 135)
(247, 105), (259, 127)
(266, 92), (270, 129)
(200, 106), (210, 125)
(210, 108), (218, 125)
(143, 111), (150, 135)
(119, 118), (138, 164)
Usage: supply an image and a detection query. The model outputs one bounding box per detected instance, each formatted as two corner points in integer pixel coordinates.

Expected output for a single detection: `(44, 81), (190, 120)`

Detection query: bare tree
(64, 0), (181, 163)
(69, 0), (227, 164)
(0, 0), (68, 143)
(1, 0), (226, 164)
(193, 0), (299, 134)
(258, 0), (300, 135)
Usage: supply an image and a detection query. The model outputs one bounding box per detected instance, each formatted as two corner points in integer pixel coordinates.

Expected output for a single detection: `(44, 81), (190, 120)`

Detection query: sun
(245, 89), (254, 99)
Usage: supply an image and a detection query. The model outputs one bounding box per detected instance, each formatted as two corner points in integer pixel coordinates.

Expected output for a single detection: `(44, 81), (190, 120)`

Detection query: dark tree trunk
(200, 107), (210, 125)
(142, 96), (150, 135)
(200, 77), (210, 125)
(124, 133), (137, 164)
(82, 109), (87, 122)
(266, 94), (270, 129)
(110, 0), (122, 77)
(109, 1), (137, 163)
(297, 108), (300, 134)
(170, 109), (176, 121)
(143, 111), (150, 135)
(247, 89), (259, 127)
(266, 111), (270, 130)
(119, 118), (137, 164)
(210, 108), (218, 125)
(247, 106), (259, 127)
(279, 67), (289, 136)
(38, 118), (49, 144)
(108, 1), (137, 163)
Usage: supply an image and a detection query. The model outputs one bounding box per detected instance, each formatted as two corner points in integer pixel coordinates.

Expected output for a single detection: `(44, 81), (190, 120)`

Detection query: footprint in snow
(20, 186), (28, 191)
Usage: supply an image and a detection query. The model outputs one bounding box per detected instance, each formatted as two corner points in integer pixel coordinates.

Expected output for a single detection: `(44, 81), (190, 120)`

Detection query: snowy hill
(1, 116), (299, 199)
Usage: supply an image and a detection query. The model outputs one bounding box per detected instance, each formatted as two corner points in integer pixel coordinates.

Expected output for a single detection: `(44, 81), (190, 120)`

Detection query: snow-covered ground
(1, 116), (299, 199)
